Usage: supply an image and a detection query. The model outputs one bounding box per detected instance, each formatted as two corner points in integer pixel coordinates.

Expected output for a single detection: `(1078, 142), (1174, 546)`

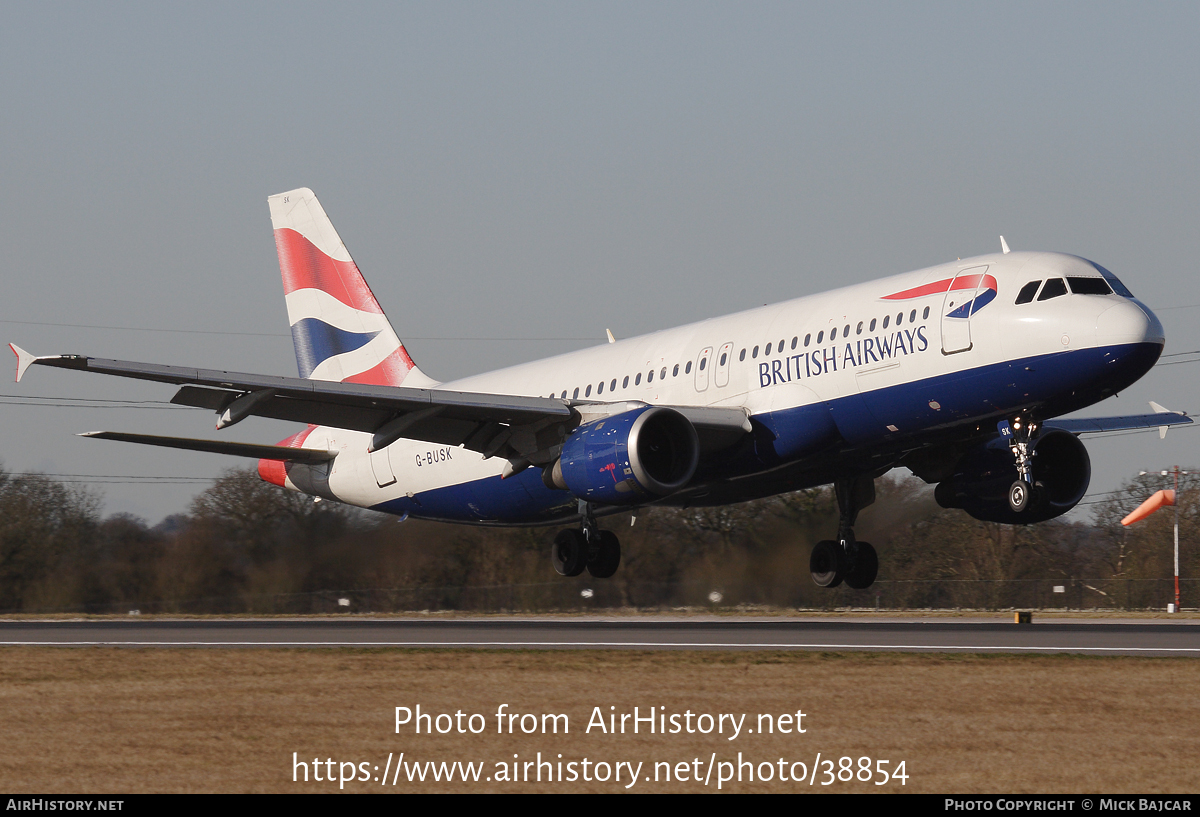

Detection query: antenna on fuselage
(606, 328), (617, 343)
(1000, 236), (1011, 254)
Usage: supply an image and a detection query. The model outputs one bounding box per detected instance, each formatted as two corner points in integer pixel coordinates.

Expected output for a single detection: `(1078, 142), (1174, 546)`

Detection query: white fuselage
(286, 250), (1162, 520)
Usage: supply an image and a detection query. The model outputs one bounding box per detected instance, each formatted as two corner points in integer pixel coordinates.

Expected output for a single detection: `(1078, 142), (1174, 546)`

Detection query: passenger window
(635, 373), (641, 385)
(572, 388), (579, 399)
(648, 370), (654, 383)
(719, 352), (727, 365)
(686, 360), (693, 373)
(661, 367), (667, 379)
(752, 346), (759, 358)
(816, 331), (823, 343)
(896, 312), (903, 325)
(739, 349), (746, 362)
(561, 391), (567, 399)
(922, 306), (930, 319)
(791, 336), (798, 350)
(597, 382), (604, 395)
(610, 379), (616, 391)
(1015, 281), (1041, 304)
(699, 358), (707, 370)
(622, 376), (629, 388)
(844, 324), (850, 336)
(1038, 278), (1068, 300)
(856, 321), (863, 335)
(831, 327), (838, 341)
(909, 310), (916, 323)
(869, 318), (876, 331)
(1068, 277), (1113, 295)
(882, 315), (889, 329)
(765, 342), (772, 355)
(778, 338), (784, 350)
(672, 364), (679, 377)
(585, 385), (592, 397)
(804, 334), (811, 347)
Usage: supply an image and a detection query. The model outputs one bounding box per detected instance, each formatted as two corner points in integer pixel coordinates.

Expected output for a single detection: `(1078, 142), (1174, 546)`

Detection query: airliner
(10, 188), (1188, 589)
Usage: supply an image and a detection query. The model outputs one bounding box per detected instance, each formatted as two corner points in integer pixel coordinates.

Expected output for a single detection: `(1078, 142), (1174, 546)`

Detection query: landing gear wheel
(809, 540), (844, 588)
(843, 541), (878, 590)
(586, 530), (621, 578)
(551, 529), (588, 577)
(1008, 480), (1029, 513)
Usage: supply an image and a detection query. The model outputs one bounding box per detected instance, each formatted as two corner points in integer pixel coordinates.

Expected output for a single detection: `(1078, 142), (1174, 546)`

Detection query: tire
(586, 530), (621, 579)
(551, 529), (587, 577)
(844, 541), (878, 589)
(1008, 480), (1029, 513)
(809, 540), (843, 588)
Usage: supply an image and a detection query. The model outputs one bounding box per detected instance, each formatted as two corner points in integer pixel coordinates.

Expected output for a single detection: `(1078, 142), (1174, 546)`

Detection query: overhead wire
(0, 394), (199, 410)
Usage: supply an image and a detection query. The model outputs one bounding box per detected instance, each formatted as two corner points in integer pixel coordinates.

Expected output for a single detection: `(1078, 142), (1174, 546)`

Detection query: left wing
(1045, 406), (1191, 436)
(11, 346), (750, 464)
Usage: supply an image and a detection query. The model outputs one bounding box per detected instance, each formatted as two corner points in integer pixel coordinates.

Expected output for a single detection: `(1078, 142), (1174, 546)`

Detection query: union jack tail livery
(268, 188), (436, 388)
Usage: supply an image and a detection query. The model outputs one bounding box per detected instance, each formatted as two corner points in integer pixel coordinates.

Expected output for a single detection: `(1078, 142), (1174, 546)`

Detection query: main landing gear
(551, 502), (621, 579)
(810, 474), (879, 590)
(1006, 415), (1041, 513)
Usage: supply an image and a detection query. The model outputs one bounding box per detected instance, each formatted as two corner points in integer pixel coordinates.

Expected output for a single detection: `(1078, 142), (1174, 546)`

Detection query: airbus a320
(11, 188), (1187, 588)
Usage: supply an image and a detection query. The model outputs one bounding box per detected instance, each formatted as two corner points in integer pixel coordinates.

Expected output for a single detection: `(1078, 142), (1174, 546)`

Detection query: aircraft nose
(1096, 300), (1165, 348)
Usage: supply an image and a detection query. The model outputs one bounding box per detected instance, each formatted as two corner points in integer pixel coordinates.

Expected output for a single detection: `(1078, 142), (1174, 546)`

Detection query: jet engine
(934, 429), (1091, 524)
(545, 406), (700, 504)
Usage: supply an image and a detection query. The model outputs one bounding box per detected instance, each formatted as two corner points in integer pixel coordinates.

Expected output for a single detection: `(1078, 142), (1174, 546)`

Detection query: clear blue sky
(2, 1), (1198, 521)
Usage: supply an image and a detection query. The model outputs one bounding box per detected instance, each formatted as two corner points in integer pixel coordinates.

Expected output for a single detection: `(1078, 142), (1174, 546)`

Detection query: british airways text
(758, 326), (930, 388)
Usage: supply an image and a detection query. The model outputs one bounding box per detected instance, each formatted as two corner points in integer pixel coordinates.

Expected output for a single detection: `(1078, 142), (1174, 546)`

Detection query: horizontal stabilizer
(79, 431), (337, 463)
(1045, 412), (1192, 435)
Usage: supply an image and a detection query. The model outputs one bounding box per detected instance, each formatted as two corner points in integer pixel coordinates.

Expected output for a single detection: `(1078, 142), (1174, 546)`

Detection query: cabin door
(370, 446), (397, 487)
(940, 265), (988, 354)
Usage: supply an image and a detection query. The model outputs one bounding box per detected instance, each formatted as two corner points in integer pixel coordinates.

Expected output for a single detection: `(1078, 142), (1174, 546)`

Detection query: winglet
(606, 328), (617, 344)
(10, 344), (42, 383)
(1150, 401), (1182, 439)
(1000, 236), (1011, 255)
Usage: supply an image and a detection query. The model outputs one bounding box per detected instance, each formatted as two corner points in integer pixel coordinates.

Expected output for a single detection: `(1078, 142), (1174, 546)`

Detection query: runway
(1, 617), (1199, 655)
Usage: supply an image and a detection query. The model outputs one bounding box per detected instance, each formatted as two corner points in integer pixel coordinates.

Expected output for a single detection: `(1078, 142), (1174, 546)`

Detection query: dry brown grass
(1, 648), (1197, 793)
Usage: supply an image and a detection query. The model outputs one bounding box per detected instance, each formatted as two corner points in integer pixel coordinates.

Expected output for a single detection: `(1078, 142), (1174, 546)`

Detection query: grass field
(1, 648), (1198, 793)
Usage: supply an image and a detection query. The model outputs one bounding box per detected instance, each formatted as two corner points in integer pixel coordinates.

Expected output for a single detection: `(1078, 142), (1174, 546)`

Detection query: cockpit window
(1067, 277), (1113, 295)
(1037, 278), (1068, 301)
(1015, 281), (1041, 304)
(1091, 262), (1134, 297)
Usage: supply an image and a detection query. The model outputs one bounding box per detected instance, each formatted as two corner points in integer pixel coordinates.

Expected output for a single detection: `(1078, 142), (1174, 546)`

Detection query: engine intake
(550, 406), (699, 504)
(935, 428), (1091, 524)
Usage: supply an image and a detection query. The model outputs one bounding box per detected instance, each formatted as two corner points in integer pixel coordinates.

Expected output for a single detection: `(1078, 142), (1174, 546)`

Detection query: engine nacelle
(934, 429), (1091, 524)
(550, 406), (700, 504)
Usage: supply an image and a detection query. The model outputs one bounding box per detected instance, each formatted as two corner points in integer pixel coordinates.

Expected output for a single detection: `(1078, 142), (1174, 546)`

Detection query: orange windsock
(1121, 489), (1176, 526)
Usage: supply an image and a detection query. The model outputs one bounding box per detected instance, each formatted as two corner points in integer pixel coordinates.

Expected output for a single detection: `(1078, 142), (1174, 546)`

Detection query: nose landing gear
(810, 474), (879, 590)
(1005, 415), (1041, 513)
(550, 502), (622, 579)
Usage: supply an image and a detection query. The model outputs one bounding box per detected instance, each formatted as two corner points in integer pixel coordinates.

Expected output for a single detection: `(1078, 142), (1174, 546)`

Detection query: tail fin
(267, 188), (436, 388)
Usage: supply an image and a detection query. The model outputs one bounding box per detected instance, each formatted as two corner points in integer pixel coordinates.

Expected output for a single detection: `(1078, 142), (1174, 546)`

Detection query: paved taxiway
(1, 617), (1198, 655)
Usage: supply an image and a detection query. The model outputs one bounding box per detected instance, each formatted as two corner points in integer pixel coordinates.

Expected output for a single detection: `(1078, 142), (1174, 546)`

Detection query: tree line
(0, 464), (1195, 613)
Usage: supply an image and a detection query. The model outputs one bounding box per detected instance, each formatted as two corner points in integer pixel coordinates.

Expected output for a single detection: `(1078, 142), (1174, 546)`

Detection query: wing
(79, 431), (338, 463)
(1045, 411), (1192, 435)
(12, 347), (750, 464)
